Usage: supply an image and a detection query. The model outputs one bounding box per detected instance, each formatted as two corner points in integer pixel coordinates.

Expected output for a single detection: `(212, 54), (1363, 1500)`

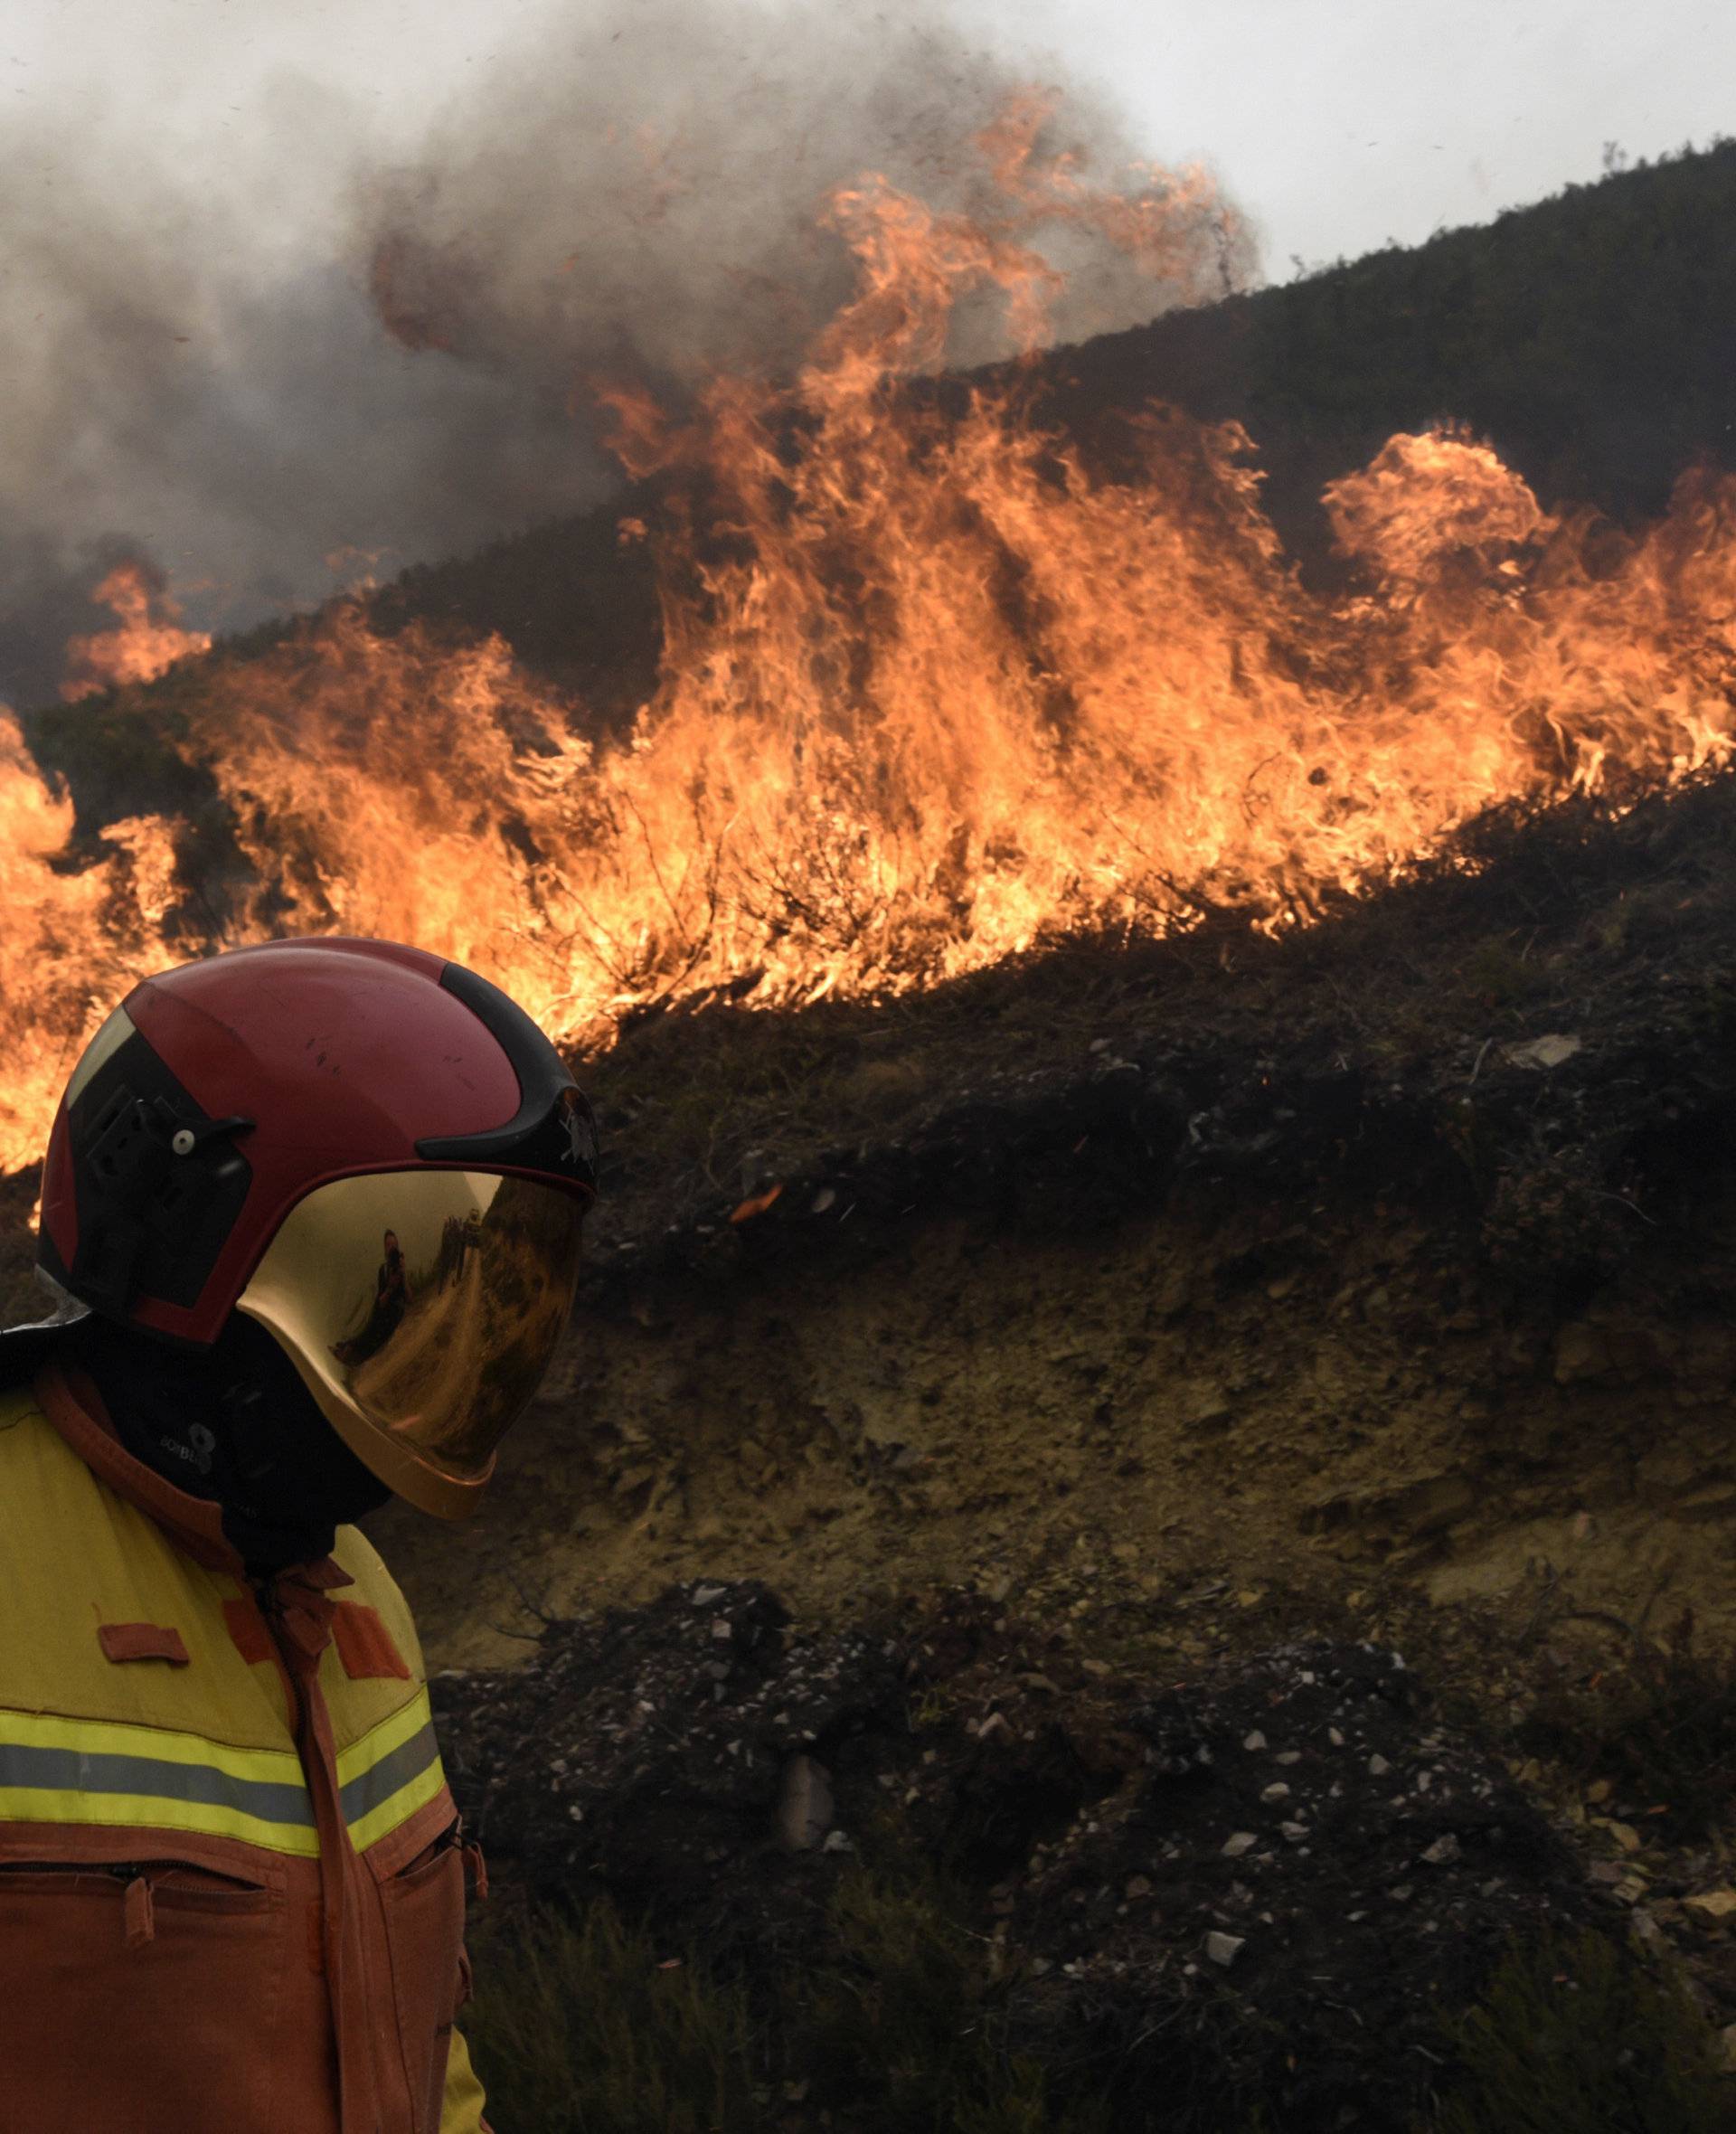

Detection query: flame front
(5, 118), (1736, 1178)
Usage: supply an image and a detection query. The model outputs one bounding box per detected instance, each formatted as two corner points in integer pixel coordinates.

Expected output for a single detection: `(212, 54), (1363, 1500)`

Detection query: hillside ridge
(21, 134), (1736, 802)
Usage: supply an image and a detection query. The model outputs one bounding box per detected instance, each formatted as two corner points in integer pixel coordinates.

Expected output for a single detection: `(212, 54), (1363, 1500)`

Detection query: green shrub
(463, 1898), (760, 2134)
(1519, 1637), (1736, 1840)
(461, 1893), (1731, 2132)
(798, 1866), (1108, 2134)
(462, 1874), (1114, 2134)
(1434, 1929), (1729, 2134)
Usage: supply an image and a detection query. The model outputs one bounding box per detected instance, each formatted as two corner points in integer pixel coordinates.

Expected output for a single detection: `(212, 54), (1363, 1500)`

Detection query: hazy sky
(8, 0), (1730, 276)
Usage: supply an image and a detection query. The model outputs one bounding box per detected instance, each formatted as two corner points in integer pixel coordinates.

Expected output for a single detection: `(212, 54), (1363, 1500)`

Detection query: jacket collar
(33, 1359), (352, 1597)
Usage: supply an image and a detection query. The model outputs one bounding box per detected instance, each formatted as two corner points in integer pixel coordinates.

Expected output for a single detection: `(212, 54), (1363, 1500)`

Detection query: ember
(5, 107), (1736, 1178)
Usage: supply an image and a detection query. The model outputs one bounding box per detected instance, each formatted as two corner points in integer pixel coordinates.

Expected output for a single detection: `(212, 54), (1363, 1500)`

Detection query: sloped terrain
(9, 143), (1736, 2124)
(367, 773), (1736, 2114)
(374, 771), (1736, 1664)
(20, 138), (1736, 806)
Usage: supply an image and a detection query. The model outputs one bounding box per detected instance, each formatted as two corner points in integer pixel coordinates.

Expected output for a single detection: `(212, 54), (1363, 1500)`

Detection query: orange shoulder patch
(331, 1601), (411, 1682)
(98, 1622), (190, 1667)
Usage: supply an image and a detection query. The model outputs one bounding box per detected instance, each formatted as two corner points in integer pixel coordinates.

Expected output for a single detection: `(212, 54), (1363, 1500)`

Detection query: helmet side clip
(67, 1077), (257, 1318)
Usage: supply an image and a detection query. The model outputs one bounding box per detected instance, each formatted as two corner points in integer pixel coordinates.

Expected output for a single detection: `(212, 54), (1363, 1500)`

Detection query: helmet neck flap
(70, 1311), (391, 1576)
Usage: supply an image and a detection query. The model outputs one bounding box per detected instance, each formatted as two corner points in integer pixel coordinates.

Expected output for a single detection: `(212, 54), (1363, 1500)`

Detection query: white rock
(1242, 1731), (1268, 1752)
(776, 1754), (835, 1850)
(1420, 1834), (1460, 1866)
(1260, 1782), (1291, 1804)
(1222, 1831), (1258, 1857)
(1368, 1754), (1392, 1777)
(1505, 1033), (1582, 1071)
(1204, 1931), (1245, 1968)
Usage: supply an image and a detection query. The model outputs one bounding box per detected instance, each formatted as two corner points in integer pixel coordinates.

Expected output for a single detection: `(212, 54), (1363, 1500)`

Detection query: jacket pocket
(0, 1846), (289, 2134)
(371, 1822), (467, 2134)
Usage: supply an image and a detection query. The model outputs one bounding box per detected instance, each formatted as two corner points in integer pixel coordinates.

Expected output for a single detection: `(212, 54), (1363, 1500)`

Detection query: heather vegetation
(461, 1804), (1729, 2134)
(469, 1911), (1727, 2133)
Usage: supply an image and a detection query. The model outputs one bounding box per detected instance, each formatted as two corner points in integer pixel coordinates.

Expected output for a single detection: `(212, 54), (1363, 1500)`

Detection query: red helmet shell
(38, 937), (588, 1346)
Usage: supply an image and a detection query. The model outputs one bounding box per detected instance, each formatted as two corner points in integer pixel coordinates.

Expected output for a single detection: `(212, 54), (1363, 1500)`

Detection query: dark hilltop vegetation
(10, 144), (1736, 2128)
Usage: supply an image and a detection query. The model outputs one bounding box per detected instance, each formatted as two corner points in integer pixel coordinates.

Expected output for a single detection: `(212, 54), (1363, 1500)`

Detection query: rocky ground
(434, 1577), (1730, 2128)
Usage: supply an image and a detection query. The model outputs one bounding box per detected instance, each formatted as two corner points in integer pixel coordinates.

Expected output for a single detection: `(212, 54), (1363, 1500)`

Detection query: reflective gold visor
(237, 1167), (587, 1518)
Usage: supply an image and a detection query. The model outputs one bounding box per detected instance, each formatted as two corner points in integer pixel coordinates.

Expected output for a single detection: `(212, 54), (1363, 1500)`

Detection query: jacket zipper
(256, 1575), (355, 2123)
(255, 1578), (308, 1749)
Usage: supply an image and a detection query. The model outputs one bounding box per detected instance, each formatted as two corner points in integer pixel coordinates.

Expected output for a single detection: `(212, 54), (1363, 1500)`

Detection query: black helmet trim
(43, 1012), (255, 1318)
(415, 962), (599, 1194)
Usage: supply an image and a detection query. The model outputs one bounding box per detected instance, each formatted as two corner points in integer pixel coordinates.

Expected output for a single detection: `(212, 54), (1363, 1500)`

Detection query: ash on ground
(434, 1580), (1608, 2129)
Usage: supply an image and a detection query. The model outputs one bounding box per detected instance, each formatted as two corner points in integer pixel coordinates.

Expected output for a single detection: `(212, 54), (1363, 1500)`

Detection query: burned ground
(566, 764), (1736, 1282)
(7, 769), (1736, 2118)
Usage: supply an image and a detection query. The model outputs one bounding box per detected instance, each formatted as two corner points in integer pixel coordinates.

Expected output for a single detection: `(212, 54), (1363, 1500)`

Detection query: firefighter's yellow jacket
(0, 1362), (490, 2134)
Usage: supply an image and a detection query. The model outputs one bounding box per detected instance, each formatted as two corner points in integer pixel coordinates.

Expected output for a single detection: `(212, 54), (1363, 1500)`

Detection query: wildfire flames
(5, 105), (1736, 1177)
(58, 562), (212, 703)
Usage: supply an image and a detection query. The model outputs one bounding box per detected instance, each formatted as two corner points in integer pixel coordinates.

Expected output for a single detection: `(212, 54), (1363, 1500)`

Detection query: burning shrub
(11, 120), (1736, 1185)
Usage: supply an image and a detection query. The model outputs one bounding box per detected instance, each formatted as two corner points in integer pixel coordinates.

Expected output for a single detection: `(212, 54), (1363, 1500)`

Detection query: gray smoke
(1, 1), (1253, 712)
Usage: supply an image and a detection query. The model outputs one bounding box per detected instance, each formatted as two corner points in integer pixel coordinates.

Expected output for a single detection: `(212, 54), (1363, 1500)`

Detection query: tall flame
(59, 562), (213, 703)
(5, 111), (1735, 1180)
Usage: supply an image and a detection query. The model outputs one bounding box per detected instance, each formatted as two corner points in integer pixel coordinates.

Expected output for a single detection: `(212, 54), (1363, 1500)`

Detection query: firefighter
(0, 936), (599, 2133)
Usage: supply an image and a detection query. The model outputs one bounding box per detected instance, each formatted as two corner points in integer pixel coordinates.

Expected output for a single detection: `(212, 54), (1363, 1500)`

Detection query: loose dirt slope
(373, 772), (1736, 1680)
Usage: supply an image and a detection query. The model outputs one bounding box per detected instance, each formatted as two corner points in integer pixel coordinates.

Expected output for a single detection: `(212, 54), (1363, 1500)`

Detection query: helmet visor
(237, 1166), (586, 1516)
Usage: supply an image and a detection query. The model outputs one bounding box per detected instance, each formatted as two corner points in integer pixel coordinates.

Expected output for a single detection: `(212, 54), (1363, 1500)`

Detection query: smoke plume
(0, 1), (1254, 710)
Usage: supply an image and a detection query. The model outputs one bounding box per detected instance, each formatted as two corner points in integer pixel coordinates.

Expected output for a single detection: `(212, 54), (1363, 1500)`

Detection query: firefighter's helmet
(10, 938), (597, 1518)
